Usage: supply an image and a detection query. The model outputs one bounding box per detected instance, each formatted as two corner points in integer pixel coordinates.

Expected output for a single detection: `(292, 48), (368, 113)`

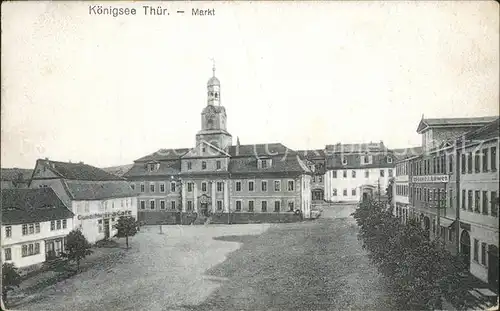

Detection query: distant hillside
(101, 164), (133, 177)
(1, 168), (33, 181)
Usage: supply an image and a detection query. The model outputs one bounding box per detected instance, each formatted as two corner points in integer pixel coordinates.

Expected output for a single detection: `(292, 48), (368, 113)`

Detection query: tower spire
(210, 57), (216, 77)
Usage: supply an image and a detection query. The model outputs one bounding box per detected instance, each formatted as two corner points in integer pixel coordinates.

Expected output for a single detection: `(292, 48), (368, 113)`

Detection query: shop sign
(411, 175), (449, 183)
(78, 210), (132, 220)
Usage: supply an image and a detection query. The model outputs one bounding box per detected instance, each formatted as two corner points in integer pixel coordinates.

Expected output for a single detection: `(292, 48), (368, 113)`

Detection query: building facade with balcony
(1, 188), (74, 270)
(29, 159), (138, 244)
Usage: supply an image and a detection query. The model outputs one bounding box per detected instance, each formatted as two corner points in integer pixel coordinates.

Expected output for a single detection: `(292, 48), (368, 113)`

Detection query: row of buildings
(1, 161), (138, 270)
(393, 115), (499, 291)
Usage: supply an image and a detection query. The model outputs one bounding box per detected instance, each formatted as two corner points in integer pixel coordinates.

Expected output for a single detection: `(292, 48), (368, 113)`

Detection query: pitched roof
(134, 148), (189, 162)
(36, 159), (124, 181)
(1, 188), (74, 225)
(124, 160), (181, 178)
(325, 142), (387, 154)
(296, 149), (326, 159)
(463, 117), (500, 143)
(416, 116), (498, 133)
(229, 154), (311, 175)
(101, 164), (134, 177)
(63, 180), (138, 200)
(228, 143), (296, 157)
(1, 168), (33, 182)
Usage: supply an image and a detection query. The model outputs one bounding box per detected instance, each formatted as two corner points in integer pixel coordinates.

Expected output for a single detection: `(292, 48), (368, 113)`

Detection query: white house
(29, 159), (138, 244)
(1, 188), (74, 270)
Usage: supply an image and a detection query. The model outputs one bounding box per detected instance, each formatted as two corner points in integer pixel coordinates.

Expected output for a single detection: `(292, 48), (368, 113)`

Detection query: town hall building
(125, 66), (313, 224)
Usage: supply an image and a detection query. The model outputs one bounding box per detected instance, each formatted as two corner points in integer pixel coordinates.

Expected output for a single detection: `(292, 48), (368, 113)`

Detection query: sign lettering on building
(411, 175), (449, 184)
(77, 210), (132, 220)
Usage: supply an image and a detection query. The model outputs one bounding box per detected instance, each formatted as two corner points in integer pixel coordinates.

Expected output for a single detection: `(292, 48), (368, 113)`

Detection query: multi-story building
(297, 149), (326, 201)
(1, 188), (74, 270)
(29, 159), (138, 244)
(457, 118), (499, 289)
(323, 142), (396, 203)
(125, 67), (313, 224)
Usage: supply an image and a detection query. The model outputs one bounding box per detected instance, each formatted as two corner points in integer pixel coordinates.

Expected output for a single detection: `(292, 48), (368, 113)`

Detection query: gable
(416, 119), (429, 134)
(182, 140), (230, 159)
(31, 161), (61, 179)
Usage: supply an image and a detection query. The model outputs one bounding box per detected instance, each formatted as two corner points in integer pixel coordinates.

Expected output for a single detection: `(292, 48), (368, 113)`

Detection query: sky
(1, 1), (499, 169)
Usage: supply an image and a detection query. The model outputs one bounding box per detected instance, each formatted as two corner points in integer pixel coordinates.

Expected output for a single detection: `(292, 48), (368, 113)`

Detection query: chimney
(79, 161), (84, 164)
(44, 157), (49, 160)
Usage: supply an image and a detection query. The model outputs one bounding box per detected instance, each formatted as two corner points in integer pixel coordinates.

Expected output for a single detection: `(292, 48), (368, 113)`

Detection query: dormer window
(187, 162), (192, 170)
(214, 93), (218, 99)
(342, 157), (348, 165)
(260, 159), (271, 169)
(202, 161), (207, 170)
(387, 157), (393, 164)
(147, 163), (160, 172)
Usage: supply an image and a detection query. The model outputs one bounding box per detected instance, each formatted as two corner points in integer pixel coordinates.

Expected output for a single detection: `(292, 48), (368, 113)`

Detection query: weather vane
(210, 57), (216, 76)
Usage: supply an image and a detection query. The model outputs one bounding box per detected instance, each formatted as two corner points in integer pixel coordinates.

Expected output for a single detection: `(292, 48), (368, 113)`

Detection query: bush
(352, 199), (467, 310)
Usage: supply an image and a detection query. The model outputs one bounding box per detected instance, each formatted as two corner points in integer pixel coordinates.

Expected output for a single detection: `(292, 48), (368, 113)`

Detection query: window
(202, 182), (207, 192)
(318, 176), (323, 182)
(342, 157), (347, 165)
(140, 200), (146, 210)
(5, 226), (12, 238)
(187, 201), (193, 211)
(236, 181), (242, 192)
(474, 153), (481, 173)
(288, 201), (294, 211)
(261, 160), (268, 169)
(343, 170), (347, 178)
(160, 183), (165, 193)
(236, 201), (242, 212)
(352, 189), (356, 196)
(35, 243), (40, 254)
(468, 190), (473, 211)
(482, 191), (488, 215)
(171, 201), (176, 210)
(216, 160), (221, 169)
(363, 155), (369, 164)
(248, 200), (254, 212)
(4, 248), (11, 261)
(202, 161), (207, 170)
(217, 182), (223, 192)
(171, 182), (176, 192)
(160, 200), (166, 209)
(140, 184), (145, 193)
(332, 171), (337, 178)
(461, 154), (466, 173)
(448, 228), (453, 242)
(248, 181), (255, 192)
(449, 189), (453, 209)
(261, 181), (267, 192)
(352, 170), (356, 178)
(467, 153), (473, 174)
(343, 189), (347, 196)
(274, 180), (281, 192)
(22, 224), (28, 235)
(481, 242), (487, 265)
(150, 183), (155, 192)
(473, 239), (479, 262)
(62, 219), (67, 229)
(261, 201), (268, 212)
(187, 183), (193, 192)
(482, 149), (489, 172)
(449, 154), (454, 173)
(388, 169), (393, 177)
(492, 147), (497, 171)
(187, 162), (192, 170)
(462, 190), (466, 210)
(22, 245), (27, 257)
(387, 157), (393, 163)
(274, 201), (280, 212)
(491, 192), (498, 217)
(287, 180), (294, 191)
(365, 170), (369, 178)
(150, 200), (155, 210)
(474, 191), (480, 213)
(217, 201), (223, 211)
(28, 224), (34, 234)
(332, 188), (337, 196)
(380, 170), (385, 177)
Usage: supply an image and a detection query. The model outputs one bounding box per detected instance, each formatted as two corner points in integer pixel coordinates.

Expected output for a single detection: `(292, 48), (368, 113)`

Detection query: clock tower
(196, 62), (232, 150)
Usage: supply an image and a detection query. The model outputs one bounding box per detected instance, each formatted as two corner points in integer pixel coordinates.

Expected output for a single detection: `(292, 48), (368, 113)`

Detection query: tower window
(214, 93), (218, 98)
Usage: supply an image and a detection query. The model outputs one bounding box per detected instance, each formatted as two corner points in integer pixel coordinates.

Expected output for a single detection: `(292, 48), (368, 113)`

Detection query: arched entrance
(424, 216), (431, 240)
(488, 244), (499, 289)
(460, 230), (471, 271)
(312, 188), (324, 201)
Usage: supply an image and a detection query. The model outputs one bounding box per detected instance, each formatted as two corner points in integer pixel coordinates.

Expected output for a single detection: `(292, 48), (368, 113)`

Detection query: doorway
(488, 244), (499, 290)
(104, 219), (110, 239)
(200, 203), (209, 217)
(460, 230), (471, 271)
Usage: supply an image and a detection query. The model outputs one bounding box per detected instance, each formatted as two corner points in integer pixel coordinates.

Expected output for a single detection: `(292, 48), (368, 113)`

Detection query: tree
(385, 177), (395, 207)
(2, 263), (21, 304)
(61, 229), (93, 272)
(114, 216), (138, 249)
(352, 199), (467, 310)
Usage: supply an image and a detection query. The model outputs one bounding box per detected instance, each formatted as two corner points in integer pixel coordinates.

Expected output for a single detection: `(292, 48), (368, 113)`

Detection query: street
(16, 204), (390, 311)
